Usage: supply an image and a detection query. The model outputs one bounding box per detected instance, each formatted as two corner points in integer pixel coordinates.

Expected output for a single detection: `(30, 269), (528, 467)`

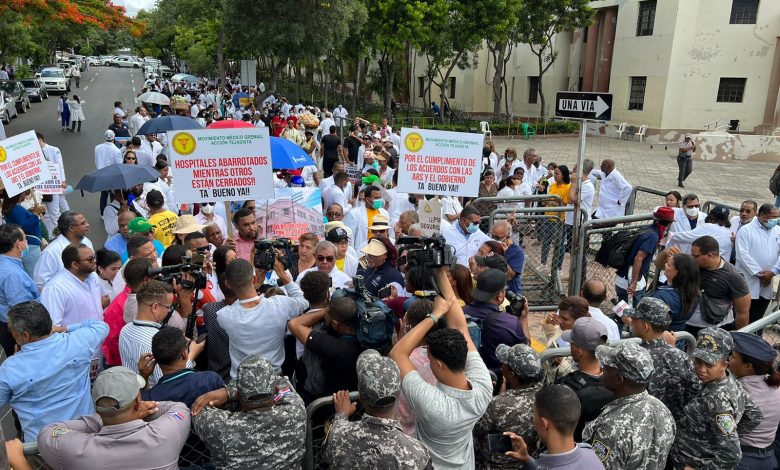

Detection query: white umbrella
(136, 91), (171, 105)
(171, 73), (198, 84)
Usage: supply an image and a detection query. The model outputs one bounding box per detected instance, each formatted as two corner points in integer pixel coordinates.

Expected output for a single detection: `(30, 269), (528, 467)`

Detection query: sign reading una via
(555, 92), (612, 121)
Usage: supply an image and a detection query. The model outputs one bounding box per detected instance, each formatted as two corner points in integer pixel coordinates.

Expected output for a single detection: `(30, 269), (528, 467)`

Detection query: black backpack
(331, 286), (395, 352)
(770, 172), (780, 196)
(595, 228), (649, 269)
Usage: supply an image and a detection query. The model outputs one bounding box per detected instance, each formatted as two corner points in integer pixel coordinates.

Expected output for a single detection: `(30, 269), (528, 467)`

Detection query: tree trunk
(270, 59), (286, 92)
(323, 57), (329, 109)
(295, 62), (301, 103)
(537, 53), (546, 119)
(353, 50), (361, 116)
(491, 41), (507, 120)
(216, 22), (226, 90)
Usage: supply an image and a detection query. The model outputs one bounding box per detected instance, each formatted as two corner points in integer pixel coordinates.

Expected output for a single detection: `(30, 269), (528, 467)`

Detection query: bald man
(491, 220), (525, 294)
(591, 159), (632, 219)
(580, 278), (621, 341)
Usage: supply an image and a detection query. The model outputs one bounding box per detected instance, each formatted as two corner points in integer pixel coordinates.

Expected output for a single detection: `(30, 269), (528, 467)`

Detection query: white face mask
(200, 204), (215, 215)
(684, 207), (699, 218)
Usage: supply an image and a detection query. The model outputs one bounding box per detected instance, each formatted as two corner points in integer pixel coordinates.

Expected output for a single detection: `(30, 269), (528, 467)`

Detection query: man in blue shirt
(491, 220), (525, 294)
(0, 224), (39, 357)
(0, 301), (108, 442)
(103, 211), (134, 258)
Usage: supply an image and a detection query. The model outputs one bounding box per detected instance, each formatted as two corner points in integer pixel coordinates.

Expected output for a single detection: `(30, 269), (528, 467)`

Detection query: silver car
(0, 91), (18, 124)
(21, 79), (48, 102)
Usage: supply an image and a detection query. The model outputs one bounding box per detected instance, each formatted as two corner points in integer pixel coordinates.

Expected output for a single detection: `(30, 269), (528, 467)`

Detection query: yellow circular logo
(0, 146), (6, 163)
(172, 132), (196, 156)
(405, 132), (424, 152)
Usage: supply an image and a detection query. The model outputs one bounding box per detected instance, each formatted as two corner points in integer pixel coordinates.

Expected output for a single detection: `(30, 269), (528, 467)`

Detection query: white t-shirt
(401, 352), (492, 469)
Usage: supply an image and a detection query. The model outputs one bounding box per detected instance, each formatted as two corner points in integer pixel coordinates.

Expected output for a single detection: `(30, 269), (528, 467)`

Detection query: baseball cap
(369, 214), (390, 231)
(363, 174), (382, 186)
(236, 355), (277, 402)
(474, 255), (508, 273)
(172, 214), (206, 234)
(128, 217), (154, 235)
(596, 341), (654, 384)
(709, 205), (730, 219)
(561, 317), (608, 351)
(653, 206), (675, 222)
(472, 268), (507, 303)
(105, 130), (116, 141)
(361, 238), (388, 257)
(495, 343), (542, 379)
(92, 366), (146, 413)
(326, 227), (349, 243)
(357, 349), (401, 407)
(624, 297), (671, 327)
(731, 332), (777, 363)
(693, 327), (734, 364)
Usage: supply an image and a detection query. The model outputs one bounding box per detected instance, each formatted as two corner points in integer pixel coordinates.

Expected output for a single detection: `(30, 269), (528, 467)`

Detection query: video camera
(254, 238), (293, 271)
(396, 235), (454, 269)
(147, 255), (208, 290)
(504, 291), (527, 316)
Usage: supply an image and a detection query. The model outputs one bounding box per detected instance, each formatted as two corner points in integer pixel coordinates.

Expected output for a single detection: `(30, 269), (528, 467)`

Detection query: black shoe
(678, 180), (684, 188)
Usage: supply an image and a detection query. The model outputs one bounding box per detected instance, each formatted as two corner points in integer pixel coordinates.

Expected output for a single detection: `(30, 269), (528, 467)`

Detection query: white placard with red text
(397, 127), (482, 197)
(0, 130), (47, 197)
(167, 127), (273, 202)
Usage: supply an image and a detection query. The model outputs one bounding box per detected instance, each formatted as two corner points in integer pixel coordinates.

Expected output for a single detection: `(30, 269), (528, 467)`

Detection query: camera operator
(218, 258), (308, 378)
(463, 269), (530, 382)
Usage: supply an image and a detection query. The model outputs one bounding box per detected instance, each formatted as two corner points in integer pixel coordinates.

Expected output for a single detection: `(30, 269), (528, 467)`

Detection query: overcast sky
(114, 0), (156, 17)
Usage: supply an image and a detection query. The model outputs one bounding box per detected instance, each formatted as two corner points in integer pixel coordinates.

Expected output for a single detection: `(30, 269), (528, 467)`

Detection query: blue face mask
(466, 223), (479, 234)
(763, 218), (779, 229)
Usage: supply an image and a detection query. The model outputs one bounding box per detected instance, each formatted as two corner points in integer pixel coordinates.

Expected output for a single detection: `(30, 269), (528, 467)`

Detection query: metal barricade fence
(738, 309), (780, 349)
(538, 331), (698, 365)
(304, 391), (360, 470)
(625, 186), (669, 216)
(701, 200), (739, 214)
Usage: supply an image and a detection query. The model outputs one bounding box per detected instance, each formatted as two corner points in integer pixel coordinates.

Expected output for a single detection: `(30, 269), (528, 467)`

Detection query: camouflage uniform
(193, 355), (306, 470)
(583, 341), (676, 470)
(625, 297), (701, 420)
(474, 343), (542, 469)
(324, 349), (432, 469)
(670, 328), (763, 470)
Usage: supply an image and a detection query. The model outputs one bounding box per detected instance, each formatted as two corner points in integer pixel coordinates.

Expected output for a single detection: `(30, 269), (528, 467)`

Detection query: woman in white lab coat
(66, 95), (85, 133)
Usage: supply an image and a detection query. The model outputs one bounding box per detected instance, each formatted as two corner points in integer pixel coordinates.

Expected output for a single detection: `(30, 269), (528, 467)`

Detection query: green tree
(516, 0), (593, 118)
(483, 0), (523, 119)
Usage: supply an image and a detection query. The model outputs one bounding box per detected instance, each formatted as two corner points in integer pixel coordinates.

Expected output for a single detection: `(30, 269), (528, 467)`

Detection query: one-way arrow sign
(555, 92), (612, 121)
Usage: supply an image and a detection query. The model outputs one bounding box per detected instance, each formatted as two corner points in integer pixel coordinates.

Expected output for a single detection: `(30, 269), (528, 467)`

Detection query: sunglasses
(327, 212), (343, 217)
(317, 255), (335, 262)
(125, 157), (137, 161)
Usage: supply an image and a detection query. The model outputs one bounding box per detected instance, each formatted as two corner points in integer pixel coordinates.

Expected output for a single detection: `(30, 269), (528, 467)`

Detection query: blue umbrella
(136, 116), (203, 136)
(271, 137), (316, 169)
(75, 164), (159, 192)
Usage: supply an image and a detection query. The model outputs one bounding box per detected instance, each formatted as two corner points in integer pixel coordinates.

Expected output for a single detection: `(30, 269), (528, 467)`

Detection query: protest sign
(168, 127), (273, 202)
(397, 128), (482, 197)
(417, 197), (442, 236)
(0, 130), (47, 197)
(38, 162), (64, 195)
(344, 163), (361, 185)
(255, 187), (324, 240)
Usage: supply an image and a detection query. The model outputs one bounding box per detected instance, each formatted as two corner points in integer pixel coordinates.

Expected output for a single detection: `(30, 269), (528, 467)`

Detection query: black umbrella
(75, 164), (159, 192)
(136, 115), (203, 136)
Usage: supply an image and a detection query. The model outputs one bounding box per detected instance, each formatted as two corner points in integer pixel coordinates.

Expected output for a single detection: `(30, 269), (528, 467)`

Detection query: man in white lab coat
(441, 205), (491, 267)
(37, 133), (69, 237)
(94, 130), (123, 214)
(729, 200), (757, 264)
(591, 159), (633, 219)
(343, 186), (392, 251)
(735, 203), (780, 324)
(669, 194), (707, 237)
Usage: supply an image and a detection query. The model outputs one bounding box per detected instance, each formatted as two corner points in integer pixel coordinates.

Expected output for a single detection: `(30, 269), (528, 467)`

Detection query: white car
(39, 68), (70, 94)
(0, 91), (18, 124)
(115, 57), (142, 68)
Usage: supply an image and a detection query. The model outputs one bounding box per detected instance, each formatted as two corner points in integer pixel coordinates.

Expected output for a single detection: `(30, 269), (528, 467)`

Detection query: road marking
(83, 86), (88, 91)
(90, 78), (94, 82)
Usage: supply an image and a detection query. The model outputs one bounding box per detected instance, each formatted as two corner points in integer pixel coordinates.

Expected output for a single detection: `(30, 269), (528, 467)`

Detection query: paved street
(5, 66), (144, 245)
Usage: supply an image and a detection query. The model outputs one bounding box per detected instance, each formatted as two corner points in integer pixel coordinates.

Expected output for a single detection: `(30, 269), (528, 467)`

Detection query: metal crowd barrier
(624, 186), (668, 216)
(304, 391), (360, 470)
(701, 200), (739, 214)
(539, 331), (698, 365)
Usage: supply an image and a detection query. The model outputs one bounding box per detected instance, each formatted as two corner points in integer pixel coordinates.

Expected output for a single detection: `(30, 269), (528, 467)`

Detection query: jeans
(540, 218), (564, 267)
(71, 120), (82, 132)
(736, 448), (776, 470)
(99, 190), (114, 215)
(677, 154), (692, 182)
(615, 284), (645, 307)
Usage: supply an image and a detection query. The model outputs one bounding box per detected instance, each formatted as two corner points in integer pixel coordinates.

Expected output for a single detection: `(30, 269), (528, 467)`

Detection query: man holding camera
(463, 269), (530, 378)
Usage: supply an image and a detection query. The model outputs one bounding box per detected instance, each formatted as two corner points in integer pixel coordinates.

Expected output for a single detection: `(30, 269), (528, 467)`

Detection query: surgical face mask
(466, 223), (479, 234)
(761, 218), (780, 229)
(200, 204), (215, 215)
(684, 207), (699, 218)
(372, 199), (383, 209)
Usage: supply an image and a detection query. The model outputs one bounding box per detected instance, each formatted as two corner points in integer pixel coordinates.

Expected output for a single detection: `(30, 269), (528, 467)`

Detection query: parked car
(39, 67), (70, 93)
(99, 55), (114, 66)
(115, 56), (142, 68)
(56, 62), (73, 78)
(86, 56), (100, 66)
(0, 81), (31, 114)
(33, 64), (57, 78)
(20, 79), (48, 102)
(159, 65), (173, 78)
(0, 91), (18, 124)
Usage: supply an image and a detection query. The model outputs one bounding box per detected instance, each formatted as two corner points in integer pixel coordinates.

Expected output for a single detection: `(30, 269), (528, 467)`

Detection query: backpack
(331, 287), (396, 352)
(595, 228), (648, 269)
(770, 172), (780, 196)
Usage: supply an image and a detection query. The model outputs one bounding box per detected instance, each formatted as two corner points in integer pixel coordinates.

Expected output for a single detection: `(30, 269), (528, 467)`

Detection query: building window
(418, 77), (425, 98)
(578, 77), (584, 91)
(730, 0), (759, 24)
(628, 77), (647, 110)
(583, 25), (588, 43)
(636, 0), (657, 36)
(528, 76), (539, 104)
(448, 77), (456, 99)
(717, 78), (747, 102)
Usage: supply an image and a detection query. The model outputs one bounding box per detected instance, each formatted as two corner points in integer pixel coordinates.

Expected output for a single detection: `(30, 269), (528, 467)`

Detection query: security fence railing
(538, 331), (698, 366)
(625, 186), (669, 216)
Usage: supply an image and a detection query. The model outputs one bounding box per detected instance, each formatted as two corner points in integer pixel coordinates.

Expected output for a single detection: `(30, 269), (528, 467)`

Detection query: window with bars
(717, 78), (747, 102)
(636, 0), (657, 36)
(730, 0), (759, 24)
(449, 77), (456, 99)
(418, 77), (425, 98)
(528, 76), (539, 104)
(628, 77), (647, 110)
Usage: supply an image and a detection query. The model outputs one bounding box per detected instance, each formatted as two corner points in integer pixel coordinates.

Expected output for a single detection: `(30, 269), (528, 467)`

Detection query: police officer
(191, 355), (306, 469)
(670, 327), (763, 469)
(625, 297), (700, 419)
(583, 341), (676, 470)
(473, 343), (543, 469)
(325, 349), (431, 469)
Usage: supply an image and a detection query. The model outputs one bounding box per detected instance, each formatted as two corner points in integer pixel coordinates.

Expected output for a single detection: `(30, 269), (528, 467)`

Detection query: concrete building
(410, 0), (780, 143)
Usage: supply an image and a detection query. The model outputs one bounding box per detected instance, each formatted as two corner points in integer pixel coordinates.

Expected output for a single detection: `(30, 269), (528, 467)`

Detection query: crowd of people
(0, 78), (779, 469)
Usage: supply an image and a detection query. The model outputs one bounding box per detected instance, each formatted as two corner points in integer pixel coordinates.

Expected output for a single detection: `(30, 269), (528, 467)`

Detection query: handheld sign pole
(554, 91), (612, 293)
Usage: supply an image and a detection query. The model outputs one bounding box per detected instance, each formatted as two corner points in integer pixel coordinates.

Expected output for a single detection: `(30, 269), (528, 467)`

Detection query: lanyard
(238, 296), (261, 305)
(160, 369), (196, 384)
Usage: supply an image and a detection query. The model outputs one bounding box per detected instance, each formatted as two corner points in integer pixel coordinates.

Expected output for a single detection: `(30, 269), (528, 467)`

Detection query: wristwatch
(427, 313), (439, 323)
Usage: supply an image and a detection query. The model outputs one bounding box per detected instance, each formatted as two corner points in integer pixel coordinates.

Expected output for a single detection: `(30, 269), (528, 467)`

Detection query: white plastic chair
(480, 121), (492, 140)
(615, 122), (627, 139)
(636, 124), (648, 142)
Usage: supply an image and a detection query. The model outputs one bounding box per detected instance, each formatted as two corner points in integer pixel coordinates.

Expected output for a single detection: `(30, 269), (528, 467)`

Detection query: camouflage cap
(693, 327), (734, 364)
(357, 349), (400, 407)
(624, 297), (671, 327)
(236, 355), (277, 401)
(595, 341), (654, 384)
(495, 343), (542, 379)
